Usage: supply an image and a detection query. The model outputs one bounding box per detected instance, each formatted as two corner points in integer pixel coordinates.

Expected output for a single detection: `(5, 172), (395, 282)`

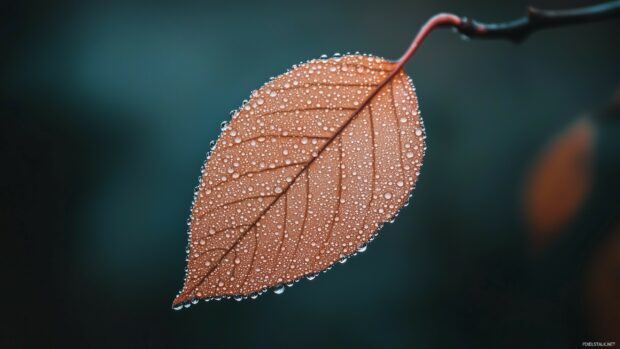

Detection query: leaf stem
(398, 1), (620, 65)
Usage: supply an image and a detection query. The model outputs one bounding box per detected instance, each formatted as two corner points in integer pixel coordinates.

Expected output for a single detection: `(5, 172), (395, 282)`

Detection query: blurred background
(1, 0), (619, 347)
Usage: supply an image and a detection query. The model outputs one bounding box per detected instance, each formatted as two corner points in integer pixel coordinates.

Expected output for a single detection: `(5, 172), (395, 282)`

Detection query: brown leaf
(585, 222), (620, 341)
(172, 55), (425, 308)
(523, 117), (594, 253)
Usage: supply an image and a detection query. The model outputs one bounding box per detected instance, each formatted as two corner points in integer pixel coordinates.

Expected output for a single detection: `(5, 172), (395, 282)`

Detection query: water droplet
(384, 192), (392, 200)
(274, 187), (283, 194)
(273, 285), (285, 294)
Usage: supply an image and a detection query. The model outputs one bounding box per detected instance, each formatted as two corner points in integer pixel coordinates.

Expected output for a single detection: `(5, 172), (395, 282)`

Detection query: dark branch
(457, 1), (620, 42)
(397, 1), (620, 65)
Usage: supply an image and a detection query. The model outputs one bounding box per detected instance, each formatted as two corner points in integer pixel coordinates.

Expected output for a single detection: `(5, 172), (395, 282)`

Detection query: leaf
(584, 222), (620, 342)
(522, 117), (594, 253)
(173, 55), (425, 308)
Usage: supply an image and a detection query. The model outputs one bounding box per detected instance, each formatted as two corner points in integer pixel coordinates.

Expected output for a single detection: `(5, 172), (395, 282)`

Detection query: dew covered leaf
(173, 55), (425, 308)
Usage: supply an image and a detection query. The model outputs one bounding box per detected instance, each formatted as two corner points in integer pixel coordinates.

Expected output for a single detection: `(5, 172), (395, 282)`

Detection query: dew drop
(273, 285), (285, 294)
(384, 192), (392, 200)
(250, 293), (259, 300)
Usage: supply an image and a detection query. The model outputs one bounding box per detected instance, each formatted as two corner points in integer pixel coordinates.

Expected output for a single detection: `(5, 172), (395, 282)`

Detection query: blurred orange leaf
(523, 117), (594, 252)
(585, 222), (620, 341)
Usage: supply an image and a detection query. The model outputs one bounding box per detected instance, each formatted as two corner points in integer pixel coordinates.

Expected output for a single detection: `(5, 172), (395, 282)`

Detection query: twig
(458, 1), (620, 42)
(397, 1), (620, 64)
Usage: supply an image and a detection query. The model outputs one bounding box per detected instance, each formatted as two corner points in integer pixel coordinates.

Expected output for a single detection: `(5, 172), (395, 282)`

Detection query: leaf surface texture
(173, 55), (425, 306)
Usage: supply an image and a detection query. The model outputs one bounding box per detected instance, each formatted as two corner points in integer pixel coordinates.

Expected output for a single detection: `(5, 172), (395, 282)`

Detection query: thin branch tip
(398, 1), (620, 65)
(456, 1), (620, 42)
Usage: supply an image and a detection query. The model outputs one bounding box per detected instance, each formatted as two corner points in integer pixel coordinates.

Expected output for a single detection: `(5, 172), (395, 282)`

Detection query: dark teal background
(1, 0), (619, 347)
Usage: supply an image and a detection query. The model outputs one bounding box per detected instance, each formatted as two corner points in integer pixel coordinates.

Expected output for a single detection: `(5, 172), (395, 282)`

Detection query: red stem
(396, 14), (461, 65)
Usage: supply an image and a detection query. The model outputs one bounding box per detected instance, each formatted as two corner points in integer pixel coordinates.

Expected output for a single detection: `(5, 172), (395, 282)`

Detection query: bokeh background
(1, 0), (619, 347)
